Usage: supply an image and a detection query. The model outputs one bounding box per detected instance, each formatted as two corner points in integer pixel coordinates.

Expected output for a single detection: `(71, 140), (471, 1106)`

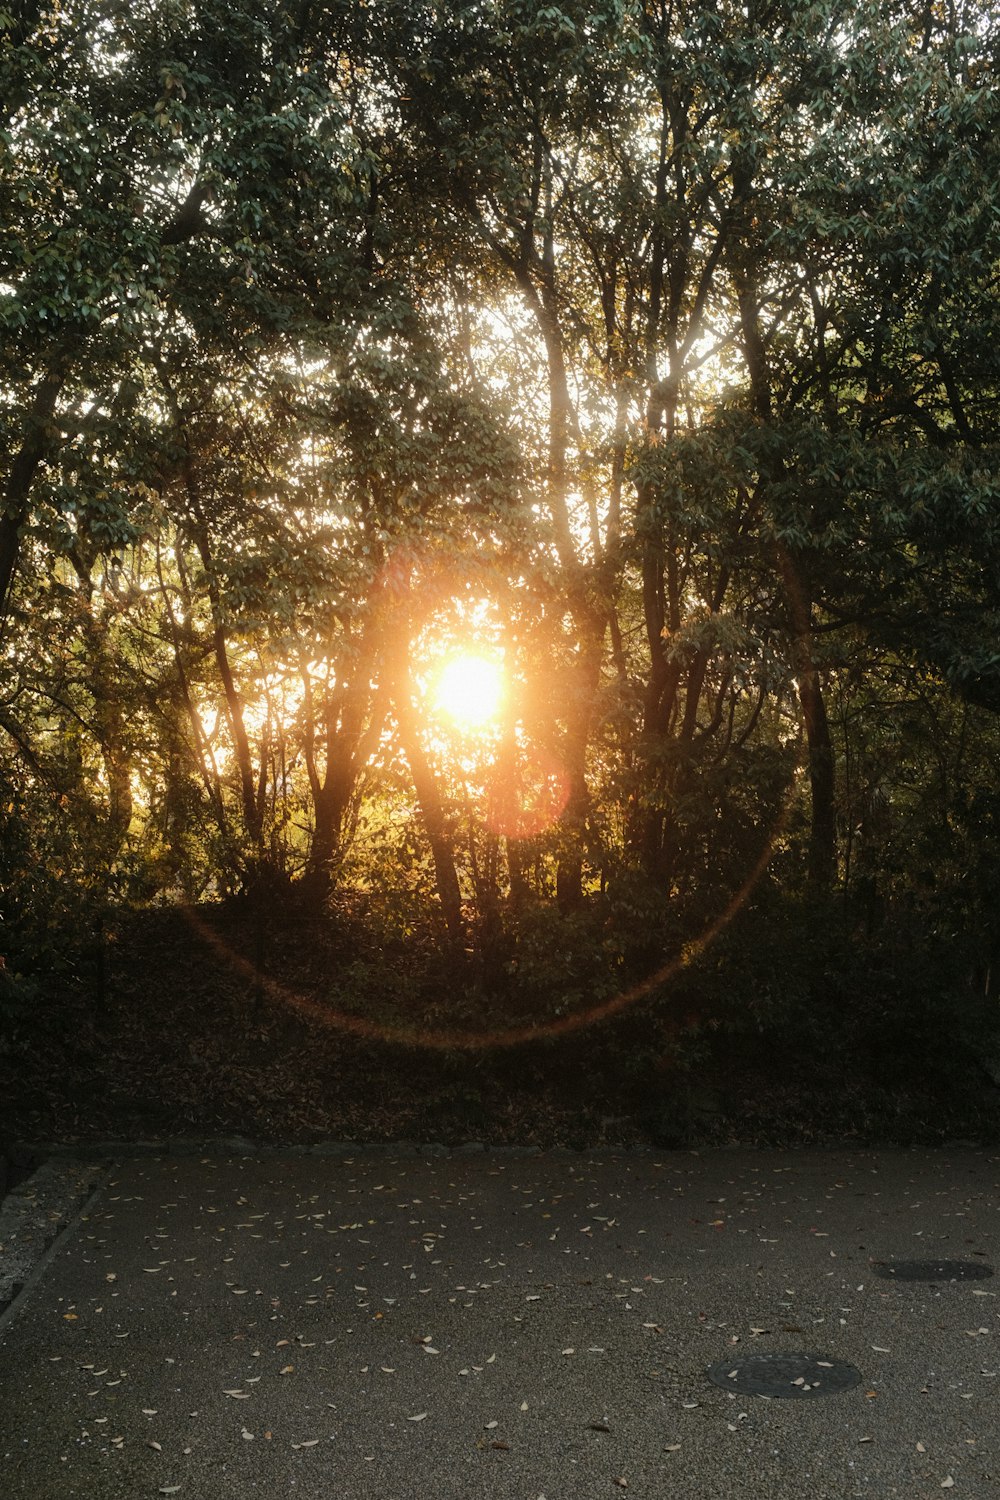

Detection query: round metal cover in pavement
(706, 1352), (862, 1399)
(874, 1259), (994, 1282)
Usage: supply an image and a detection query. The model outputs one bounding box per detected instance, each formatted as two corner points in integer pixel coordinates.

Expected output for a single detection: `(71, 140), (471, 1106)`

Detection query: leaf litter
(30, 1146), (1000, 1500)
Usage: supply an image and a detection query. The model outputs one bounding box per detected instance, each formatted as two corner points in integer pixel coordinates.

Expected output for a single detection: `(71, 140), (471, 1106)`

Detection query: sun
(433, 654), (503, 729)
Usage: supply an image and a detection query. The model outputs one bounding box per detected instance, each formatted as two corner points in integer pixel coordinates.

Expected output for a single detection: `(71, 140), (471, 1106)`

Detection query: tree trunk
(630, 377), (683, 878)
(300, 608), (387, 902)
(397, 709), (464, 942)
(0, 368), (66, 628)
(776, 550), (836, 891)
(733, 247), (837, 894)
(554, 619), (603, 911)
(188, 513), (263, 853)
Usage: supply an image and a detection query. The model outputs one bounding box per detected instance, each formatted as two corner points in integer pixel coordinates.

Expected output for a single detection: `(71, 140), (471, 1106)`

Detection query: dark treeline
(3, 0), (1000, 1089)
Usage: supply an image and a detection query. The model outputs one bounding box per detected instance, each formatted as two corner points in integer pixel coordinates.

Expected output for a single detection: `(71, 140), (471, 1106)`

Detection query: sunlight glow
(433, 654), (503, 729)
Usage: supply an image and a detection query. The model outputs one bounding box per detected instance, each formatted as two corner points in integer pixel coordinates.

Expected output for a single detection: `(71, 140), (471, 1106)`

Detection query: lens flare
(434, 654), (503, 729)
(489, 749), (570, 839)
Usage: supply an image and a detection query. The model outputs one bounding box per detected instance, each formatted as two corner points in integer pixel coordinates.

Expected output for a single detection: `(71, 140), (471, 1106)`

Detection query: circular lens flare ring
(180, 780), (790, 1055)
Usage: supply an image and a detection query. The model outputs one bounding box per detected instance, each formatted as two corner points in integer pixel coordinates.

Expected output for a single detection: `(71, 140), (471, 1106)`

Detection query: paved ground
(0, 1146), (998, 1499)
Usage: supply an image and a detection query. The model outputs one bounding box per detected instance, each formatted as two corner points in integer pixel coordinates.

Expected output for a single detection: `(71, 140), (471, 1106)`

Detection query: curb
(9, 1136), (565, 1162)
(0, 1158), (108, 1317)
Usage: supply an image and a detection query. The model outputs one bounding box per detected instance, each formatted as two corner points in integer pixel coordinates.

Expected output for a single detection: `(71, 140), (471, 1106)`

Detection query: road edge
(0, 1159), (111, 1328)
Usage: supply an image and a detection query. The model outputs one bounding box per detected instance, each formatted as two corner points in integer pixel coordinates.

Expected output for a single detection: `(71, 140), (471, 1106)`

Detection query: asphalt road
(1, 1146), (998, 1499)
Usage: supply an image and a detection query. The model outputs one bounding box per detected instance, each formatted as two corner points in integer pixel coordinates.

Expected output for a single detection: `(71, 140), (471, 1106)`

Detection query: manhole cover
(706, 1352), (862, 1399)
(874, 1259), (994, 1282)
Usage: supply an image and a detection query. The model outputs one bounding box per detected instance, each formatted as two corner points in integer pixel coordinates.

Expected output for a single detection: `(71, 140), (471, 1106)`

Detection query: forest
(2, 0), (1000, 1147)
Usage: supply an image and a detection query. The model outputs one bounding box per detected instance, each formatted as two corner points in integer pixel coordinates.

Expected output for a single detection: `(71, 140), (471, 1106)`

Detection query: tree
(3, 0), (999, 993)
